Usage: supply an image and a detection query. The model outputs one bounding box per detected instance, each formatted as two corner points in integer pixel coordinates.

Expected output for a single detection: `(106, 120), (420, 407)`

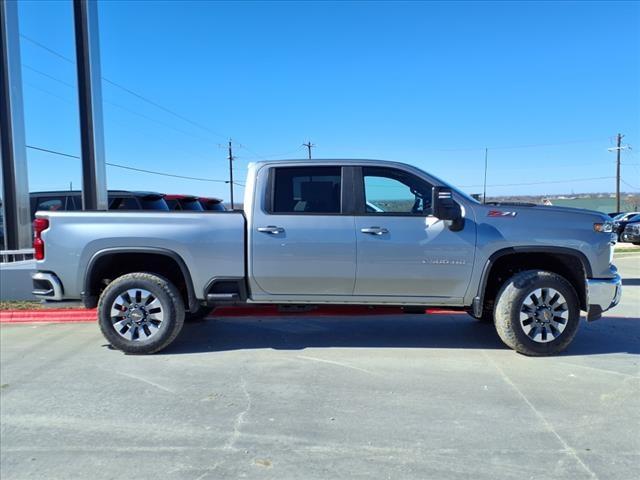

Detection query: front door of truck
(250, 165), (357, 296)
(353, 166), (475, 300)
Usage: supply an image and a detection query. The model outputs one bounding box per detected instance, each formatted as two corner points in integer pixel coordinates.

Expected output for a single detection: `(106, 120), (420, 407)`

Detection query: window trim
(353, 166), (434, 217)
(263, 165), (352, 216)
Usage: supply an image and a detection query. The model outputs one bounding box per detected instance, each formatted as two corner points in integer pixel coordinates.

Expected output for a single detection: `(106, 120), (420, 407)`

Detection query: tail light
(33, 218), (49, 260)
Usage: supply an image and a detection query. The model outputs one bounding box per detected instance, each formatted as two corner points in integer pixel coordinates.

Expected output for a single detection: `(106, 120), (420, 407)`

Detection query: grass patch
(615, 247), (640, 254)
(0, 301), (44, 310)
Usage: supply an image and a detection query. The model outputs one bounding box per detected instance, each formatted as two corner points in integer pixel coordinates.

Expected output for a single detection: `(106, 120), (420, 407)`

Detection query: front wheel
(98, 272), (185, 354)
(494, 270), (580, 356)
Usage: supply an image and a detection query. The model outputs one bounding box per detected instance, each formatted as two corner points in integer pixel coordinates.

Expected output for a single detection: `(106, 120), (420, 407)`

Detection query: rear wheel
(98, 272), (185, 354)
(494, 270), (580, 356)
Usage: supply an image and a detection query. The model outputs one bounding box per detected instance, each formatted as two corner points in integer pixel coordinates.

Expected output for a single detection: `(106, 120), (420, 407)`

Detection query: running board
(206, 293), (240, 303)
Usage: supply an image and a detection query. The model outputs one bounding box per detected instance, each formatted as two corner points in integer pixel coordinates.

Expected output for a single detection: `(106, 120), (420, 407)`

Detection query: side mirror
(432, 187), (464, 231)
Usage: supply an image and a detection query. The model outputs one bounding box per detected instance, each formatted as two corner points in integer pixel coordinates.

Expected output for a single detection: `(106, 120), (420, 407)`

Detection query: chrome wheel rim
(519, 288), (568, 343)
(110, 288), (164, 341)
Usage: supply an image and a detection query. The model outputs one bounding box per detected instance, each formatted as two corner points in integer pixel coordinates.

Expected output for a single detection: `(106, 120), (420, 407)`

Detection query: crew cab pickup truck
(31, 159), (622, 356)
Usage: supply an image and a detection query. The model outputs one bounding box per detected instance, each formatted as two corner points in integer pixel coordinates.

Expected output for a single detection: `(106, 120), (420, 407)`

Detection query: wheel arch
(474, 246), (591, 316)
(82, 247), (198, 312)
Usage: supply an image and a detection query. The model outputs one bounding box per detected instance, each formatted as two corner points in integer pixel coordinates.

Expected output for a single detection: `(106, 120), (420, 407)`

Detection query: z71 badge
(487, 210), (517, 217)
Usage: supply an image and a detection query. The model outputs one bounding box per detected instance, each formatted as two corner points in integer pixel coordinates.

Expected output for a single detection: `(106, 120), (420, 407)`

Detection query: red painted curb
(0, 305), (464, 324)
(0, 309), (96, 323)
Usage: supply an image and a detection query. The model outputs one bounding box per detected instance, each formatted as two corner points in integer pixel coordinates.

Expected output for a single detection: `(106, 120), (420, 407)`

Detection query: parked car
(164, 194), (204, 211)
(620, 214), (640, 245)
(612, 211), (640, 240)
(29, 190), (169, 217)
(31, 159), (621, 356)
(199, 197), (226, 211)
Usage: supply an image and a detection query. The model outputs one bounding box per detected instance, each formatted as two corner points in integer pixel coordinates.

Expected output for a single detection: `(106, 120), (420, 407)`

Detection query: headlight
(593, 222), (613, 233)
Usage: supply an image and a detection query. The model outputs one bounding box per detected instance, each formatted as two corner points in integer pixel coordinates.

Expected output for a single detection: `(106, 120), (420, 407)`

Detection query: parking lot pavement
(1, 257), (638, 480)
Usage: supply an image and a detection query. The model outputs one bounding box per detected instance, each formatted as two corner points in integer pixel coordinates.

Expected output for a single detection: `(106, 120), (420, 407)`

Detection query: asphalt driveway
(1, 255), (638, 479)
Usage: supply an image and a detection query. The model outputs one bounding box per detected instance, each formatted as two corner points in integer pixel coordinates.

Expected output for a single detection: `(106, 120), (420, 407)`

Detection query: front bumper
(586, 274), (622, 321)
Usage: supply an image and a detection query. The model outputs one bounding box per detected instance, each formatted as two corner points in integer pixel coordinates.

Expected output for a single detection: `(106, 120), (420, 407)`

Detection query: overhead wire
(25, 145), (243, 184)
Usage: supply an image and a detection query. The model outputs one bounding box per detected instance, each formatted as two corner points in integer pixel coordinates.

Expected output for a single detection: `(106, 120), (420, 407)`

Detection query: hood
(477, 202), (608, 220)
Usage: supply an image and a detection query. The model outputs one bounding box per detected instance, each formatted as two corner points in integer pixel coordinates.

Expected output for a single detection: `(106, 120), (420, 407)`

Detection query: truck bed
(35, 210), (246, 301)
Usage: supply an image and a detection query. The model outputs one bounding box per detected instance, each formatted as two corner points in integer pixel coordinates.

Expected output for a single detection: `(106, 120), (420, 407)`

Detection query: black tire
(494, 270), (580, 356)
(98, 272), (185, 354)
(185, 305), (214, 322)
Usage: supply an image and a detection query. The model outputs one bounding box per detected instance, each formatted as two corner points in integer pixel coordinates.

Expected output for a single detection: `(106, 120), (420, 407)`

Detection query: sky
(15, 0), (640, 199)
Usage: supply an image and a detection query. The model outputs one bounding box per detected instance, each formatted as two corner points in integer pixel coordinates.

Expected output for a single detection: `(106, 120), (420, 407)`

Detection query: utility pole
(228, 139), (234, 210)
(303, 141), (315, 159)
(608, 133), (630, 213)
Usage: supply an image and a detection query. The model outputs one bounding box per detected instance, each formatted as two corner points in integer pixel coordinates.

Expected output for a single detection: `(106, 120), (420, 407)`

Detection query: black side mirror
(432, 187), (464, 231)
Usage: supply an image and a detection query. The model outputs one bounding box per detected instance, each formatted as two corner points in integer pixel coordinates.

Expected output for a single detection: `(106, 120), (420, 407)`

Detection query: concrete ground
(1, 257), (639, 480)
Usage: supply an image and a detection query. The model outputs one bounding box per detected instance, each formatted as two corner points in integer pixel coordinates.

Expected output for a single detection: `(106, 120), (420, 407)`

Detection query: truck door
(250, 165), (357, 296)
(353, 166), (475, 300)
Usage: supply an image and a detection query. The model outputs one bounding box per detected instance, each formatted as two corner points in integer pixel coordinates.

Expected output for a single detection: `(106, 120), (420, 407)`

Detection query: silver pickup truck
(32, 159), (622, 356)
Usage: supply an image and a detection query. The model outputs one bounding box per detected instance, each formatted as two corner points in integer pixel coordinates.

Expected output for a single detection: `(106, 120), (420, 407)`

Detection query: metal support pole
(0, 0), (31, 250)
(73, 0), (107, 210)
(615, 133), (622, 213)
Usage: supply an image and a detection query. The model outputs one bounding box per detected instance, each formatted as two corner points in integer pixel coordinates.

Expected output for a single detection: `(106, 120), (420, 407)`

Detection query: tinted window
(33, 196), (66, 214)
(272, 167), (341, 214)
(165, 199), (180, 210)
(140, 197), (169, 211)
(180, 199), (204, 211)
(363, 167), (433, 215)
(109, 197), (140, 210)
(203, 202), (226, 211)
(67, 195), (82, 211)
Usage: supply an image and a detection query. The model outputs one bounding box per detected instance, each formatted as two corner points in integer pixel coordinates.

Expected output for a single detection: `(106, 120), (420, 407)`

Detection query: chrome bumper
(32, 272), (64, 300)
(586, 274), (622, 321)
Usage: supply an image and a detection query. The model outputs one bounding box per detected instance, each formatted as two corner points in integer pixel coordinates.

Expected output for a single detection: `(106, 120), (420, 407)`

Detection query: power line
(26, 145), (81, 159)
(620, 179), (640, 190)
(21, 33), (236, 143)
(23, 63), (222, 147)
(423, 138), (609, 152)
(458, 176), (615, 189)
(25, 145), (235, 183)
(20, 34), (75, 64)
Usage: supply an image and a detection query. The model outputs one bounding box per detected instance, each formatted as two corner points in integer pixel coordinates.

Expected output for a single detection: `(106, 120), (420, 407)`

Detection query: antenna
(482, 147), (488, 203)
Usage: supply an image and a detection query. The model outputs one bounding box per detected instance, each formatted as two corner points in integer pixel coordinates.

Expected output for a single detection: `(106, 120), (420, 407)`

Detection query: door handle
(257, 226), (285, 234)
(360, 226), (389, 235)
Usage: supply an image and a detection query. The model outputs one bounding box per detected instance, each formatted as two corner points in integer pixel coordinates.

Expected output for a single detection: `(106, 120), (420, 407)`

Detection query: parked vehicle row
(29, 190), (225, 218)
(619, 214), (640, 245)
(32, 159), (622, 357)
(611, 211), (640, 242)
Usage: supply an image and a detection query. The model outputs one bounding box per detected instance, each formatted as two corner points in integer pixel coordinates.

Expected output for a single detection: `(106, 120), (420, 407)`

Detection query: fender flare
(82, 247), (198, 311)
(473, 246), (592, 316)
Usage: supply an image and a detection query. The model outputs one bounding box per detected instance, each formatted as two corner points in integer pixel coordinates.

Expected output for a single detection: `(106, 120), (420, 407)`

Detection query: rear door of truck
(249, 165), (357, 295)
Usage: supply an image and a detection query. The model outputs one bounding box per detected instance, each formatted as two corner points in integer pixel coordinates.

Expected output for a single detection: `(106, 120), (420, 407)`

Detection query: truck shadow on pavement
(161, 314), (640, 356)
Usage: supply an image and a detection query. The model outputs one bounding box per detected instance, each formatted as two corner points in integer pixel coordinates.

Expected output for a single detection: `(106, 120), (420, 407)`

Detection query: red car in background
(164, 194), (204, 211)
(199, 197), (226, 211)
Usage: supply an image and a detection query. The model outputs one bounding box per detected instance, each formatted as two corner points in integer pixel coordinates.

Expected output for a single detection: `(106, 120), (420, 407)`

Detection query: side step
(206, 293), (240, 305)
